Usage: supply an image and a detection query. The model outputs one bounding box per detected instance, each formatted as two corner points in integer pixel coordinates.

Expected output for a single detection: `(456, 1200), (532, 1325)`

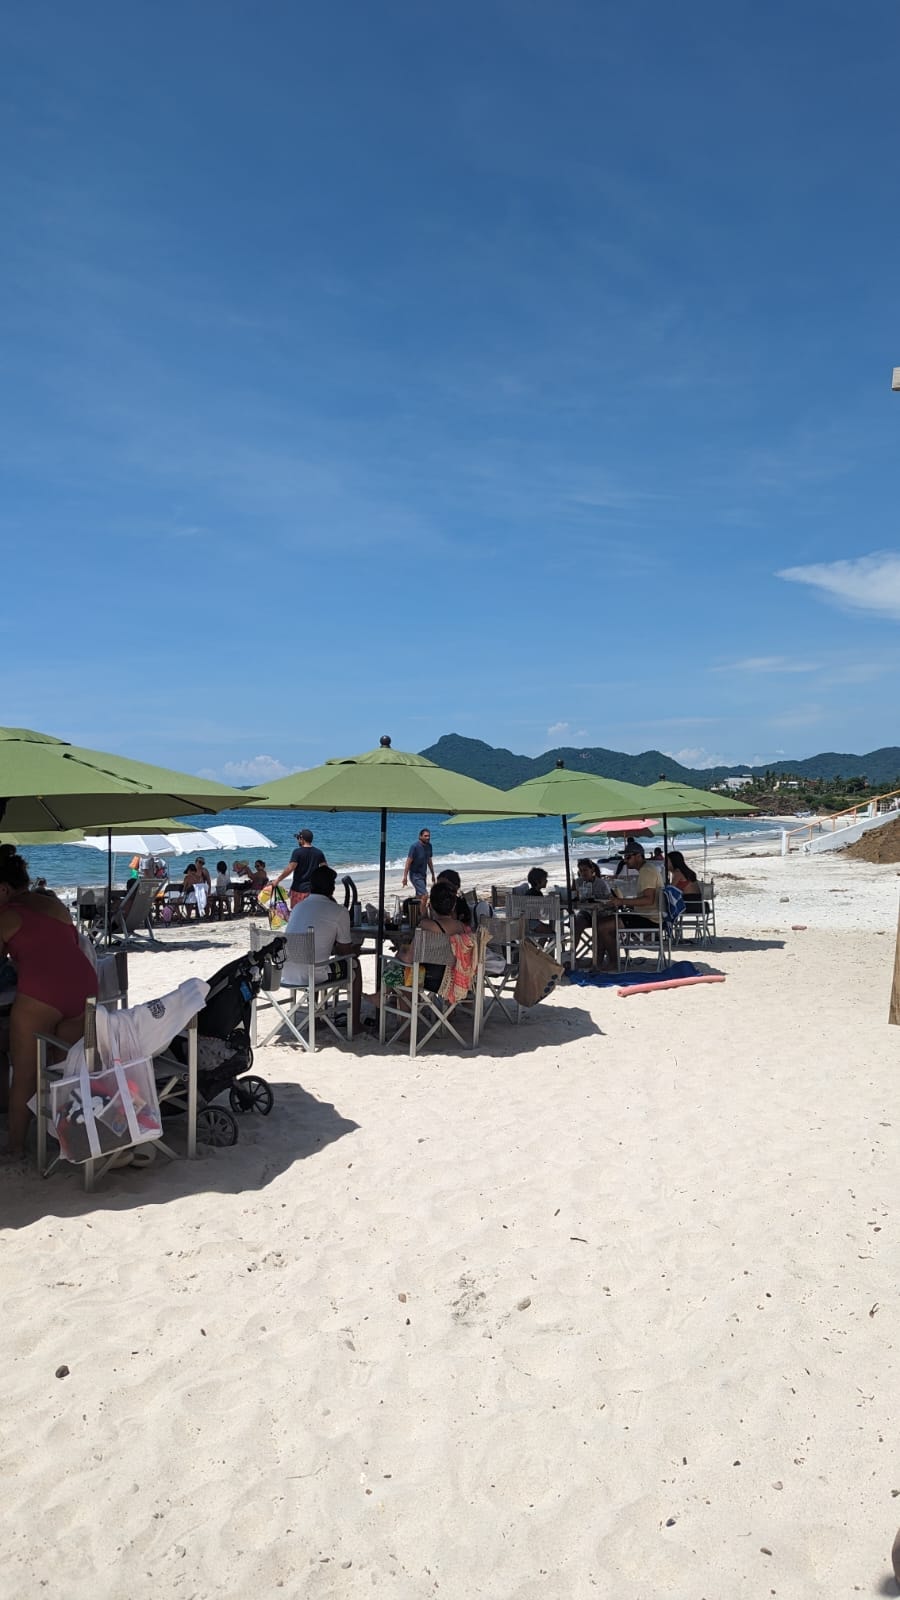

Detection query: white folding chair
(252, 930), (353, 1051)
(674, 880), (716, 946)
(379, 929), (482, 1056)
(96, 948), (129, 1009)
(477, 913), (524, 1025)
(616, 888), (671, 971)
(506, 893), (563, 963)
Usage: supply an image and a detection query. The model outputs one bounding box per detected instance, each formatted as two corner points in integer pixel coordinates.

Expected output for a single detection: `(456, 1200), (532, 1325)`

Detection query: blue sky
(5, 0), (900, 779)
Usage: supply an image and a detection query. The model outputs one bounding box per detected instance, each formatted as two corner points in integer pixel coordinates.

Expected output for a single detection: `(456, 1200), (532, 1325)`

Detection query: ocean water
(16, 808), (787, 891)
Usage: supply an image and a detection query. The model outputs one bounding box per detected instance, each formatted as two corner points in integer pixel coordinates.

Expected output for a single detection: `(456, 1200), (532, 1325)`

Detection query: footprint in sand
(451, 1272), (487, 1325)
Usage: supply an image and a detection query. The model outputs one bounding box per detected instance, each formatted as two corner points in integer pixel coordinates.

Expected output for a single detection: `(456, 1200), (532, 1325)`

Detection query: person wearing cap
(282, 864), (363, 1029)
(273, 828), (327, 908)
(593, 844), (661, 967)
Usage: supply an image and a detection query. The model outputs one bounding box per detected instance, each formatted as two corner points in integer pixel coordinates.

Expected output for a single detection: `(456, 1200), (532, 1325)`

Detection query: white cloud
(713, 655), (820, 674)
(547, 721), (570, 738)
(664, 746), (734, 769)
(778, 552), (900, 620)
(203, 754), (294, 784)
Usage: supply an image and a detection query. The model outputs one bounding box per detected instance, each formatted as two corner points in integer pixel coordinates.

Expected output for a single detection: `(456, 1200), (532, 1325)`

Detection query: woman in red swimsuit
(0, 845), (98, 1158)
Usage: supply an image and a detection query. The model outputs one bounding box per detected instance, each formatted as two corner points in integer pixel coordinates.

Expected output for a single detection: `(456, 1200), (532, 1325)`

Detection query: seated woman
(435, 868), (472, 925)
(667, 849), (702, 901)
(0, 845), (98, 1159)
(375, 881), (476, 1009)
(250, 860), (269, 891)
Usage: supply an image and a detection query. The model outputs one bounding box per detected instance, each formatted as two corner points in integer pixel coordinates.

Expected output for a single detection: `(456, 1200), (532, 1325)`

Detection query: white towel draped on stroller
(47, 979), (210, 1163)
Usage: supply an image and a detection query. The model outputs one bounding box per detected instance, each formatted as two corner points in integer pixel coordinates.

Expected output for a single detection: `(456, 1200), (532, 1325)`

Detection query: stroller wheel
(229, 1075), (274, 1116)
(197, 1106), (239, 1147)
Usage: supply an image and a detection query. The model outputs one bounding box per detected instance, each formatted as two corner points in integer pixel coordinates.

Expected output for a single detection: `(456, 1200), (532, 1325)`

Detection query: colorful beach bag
(258, 884), (291, 930)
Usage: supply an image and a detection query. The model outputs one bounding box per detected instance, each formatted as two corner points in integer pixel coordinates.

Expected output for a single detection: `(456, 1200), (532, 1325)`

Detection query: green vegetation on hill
(421, 734), (900, 794)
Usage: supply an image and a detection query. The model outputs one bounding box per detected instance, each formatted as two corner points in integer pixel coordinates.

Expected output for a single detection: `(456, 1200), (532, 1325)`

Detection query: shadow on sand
(0, 1081), (359, 1230)
(707, 936), (786, 953)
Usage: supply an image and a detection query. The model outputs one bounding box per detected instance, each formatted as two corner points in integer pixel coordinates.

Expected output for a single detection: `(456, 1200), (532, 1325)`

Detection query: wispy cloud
(547, 721), (570, 738)
(713, 655), (821, 674)
(778, 553), (900, 620)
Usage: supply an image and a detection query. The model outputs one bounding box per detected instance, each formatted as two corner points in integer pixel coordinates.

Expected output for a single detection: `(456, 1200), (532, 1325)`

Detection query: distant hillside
(420, 734), (900, 790)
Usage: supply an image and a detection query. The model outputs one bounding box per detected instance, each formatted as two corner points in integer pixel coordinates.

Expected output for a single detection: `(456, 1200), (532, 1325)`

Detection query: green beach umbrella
(0, 728), (255, 831)
(645, 817), (707, 837)
(647, 779), (756, 815)
(0, 828), (85, 846)
(445, 763), (662, 915)
(576, 779), (755, 865)
(247, 737), (535, 973)
(0, 728), (255, 939)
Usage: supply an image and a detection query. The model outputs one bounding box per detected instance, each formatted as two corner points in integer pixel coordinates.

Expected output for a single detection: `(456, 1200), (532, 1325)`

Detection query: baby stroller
(157, 938), (285, 1146)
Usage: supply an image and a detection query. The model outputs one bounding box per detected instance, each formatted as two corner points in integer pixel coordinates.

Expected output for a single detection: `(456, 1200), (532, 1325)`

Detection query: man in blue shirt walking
(402, 827), (435, 905)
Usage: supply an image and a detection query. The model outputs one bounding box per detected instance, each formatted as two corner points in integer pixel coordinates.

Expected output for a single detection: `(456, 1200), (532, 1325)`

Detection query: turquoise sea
(18, 808), (787, 892)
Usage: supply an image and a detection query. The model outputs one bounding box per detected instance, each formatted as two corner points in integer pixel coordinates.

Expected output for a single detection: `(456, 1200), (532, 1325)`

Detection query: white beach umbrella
(205, 823), (276, 851)
(74, 832), (183, 858)
(162, 831), (220, 855)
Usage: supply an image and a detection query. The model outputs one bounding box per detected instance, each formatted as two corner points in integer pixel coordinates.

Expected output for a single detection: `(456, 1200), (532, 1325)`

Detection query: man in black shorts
(273, 828), (327, 908)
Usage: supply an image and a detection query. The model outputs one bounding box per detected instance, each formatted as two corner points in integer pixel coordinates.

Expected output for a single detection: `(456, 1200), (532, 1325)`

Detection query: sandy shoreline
(1, 842), (898, 1597)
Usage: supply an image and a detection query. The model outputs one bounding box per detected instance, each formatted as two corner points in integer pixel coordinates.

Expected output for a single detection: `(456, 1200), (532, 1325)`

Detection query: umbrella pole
(562, 814), (573, 919)
(105, 827), (113, 945)
(663, 815), (670, 880)
(375, 807), (388, 992)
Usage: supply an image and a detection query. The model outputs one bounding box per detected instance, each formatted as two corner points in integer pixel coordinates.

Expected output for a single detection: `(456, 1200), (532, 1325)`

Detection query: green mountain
(420, 734), (900, 790)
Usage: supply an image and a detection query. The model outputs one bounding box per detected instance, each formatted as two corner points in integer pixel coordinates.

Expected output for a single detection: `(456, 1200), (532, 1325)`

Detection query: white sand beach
(2, 841), (898, 1598)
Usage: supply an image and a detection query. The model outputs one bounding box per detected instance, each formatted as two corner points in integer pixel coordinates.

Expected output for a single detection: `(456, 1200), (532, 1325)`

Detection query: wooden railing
(782, 788), (900, 850)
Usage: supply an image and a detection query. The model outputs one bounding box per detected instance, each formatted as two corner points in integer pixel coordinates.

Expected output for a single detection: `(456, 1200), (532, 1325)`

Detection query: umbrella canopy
(573, 817), (707, 838)
(205, 823), (276, 852)
(645, 818), (708, 838)
(74, 832), (184, 858)
(647, 779), (756, 815)
(160, 832), (220, 855)
(0, 828), (85, 846)
(247, 744), (532, 815)
(247, 739), (536, 978)
(445, 765), (662, 917)
(572, 817), (660, 837)
(0, 727), (256, 831)
(444, 765), (658, 826)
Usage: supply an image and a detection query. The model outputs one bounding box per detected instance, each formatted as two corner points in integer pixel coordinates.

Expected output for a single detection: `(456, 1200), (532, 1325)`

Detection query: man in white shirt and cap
(282, 865), (362, 1029)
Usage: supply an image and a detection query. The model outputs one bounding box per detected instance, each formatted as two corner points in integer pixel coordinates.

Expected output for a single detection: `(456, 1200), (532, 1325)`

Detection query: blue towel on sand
(566, 961), (700, 989)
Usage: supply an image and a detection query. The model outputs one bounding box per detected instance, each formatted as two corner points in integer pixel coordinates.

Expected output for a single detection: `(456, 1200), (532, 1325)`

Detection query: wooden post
(889, 900), (900, 1025)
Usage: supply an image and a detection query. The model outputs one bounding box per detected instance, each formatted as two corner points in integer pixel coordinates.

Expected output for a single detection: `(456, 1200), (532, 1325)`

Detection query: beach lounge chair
(108, 875), (160, 947)
(251, 929), (353, 1052)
